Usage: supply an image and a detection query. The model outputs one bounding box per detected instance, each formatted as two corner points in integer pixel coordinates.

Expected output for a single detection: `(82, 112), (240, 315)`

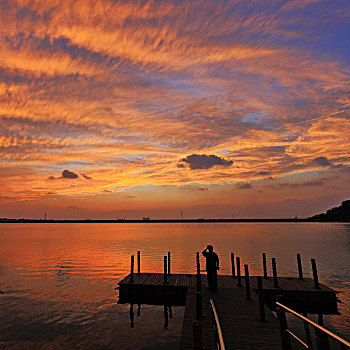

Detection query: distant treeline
(309, 200), (350, 222)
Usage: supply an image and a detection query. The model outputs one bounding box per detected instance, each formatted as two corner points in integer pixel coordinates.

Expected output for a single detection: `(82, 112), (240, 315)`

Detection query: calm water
(0, 223), (349, 349)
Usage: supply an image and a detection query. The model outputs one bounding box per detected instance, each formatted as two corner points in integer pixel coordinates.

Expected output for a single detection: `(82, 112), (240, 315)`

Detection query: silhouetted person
(202, 245), (219, 291)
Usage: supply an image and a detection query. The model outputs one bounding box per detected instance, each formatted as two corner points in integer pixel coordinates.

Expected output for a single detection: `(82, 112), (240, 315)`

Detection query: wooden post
(137, 251), (141, 275)
(130, 255), (134, 283)
(168, 251), (171, 275)
(311, 258), (320, 289)
(196, 252), (201, 292)
(244, 264), (251, 300)
(316, 313), (330, 350)
(231, 252), (235, 278)
(163, 256), (168, 284)
(297, 253), (304, 280)
(262, 253), (268, 279)
(272, 258), (279, 288)
(196, 292), (202, 321)
(257, 277), (266, 322)
(303, 313), (313, 349)
(276, 295), (292, 350)
(236, 256), (242, 287)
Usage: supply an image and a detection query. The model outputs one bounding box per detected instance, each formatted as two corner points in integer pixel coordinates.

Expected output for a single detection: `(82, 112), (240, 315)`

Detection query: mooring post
(196, 292), (202, 321)
(302, 312), (313, 349)
(168, 251), (171, 275)
(137, 251), (141, 275)
(196, 252), (201, 292)
(311, 258), (320, 289)
(244, 264), (251, 300)
(236, 256), (242, 287)
(257, 276), (266, 322)
(316, 313), (330, 350)
(231, 252), (235, 278)
(297, 253), (304, 280)
(276, 295), (292, 350)
(163, 256), (168, 284)
(130, 255), (134, 283)
(262, 253), (268, 279)
(272, 258), (279, 288)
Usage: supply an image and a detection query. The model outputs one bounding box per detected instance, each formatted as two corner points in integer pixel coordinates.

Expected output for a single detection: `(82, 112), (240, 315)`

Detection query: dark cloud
(237, 183), (252, 190)
(309, 157), (332, 167)
(62, 170), (79, 179)
(264, 181), (324, 190)
(179, 154), (233, 170)
(256, 171), (271, 176)
(82, 174), (92, 179)
(180, 185), (208, 191)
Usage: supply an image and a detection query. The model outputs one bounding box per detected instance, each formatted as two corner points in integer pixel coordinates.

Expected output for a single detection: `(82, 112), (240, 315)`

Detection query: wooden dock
(117, 273), (338, 349)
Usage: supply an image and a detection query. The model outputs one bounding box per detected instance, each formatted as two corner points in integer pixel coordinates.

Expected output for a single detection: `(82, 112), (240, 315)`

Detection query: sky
(0, 0), (349, 219)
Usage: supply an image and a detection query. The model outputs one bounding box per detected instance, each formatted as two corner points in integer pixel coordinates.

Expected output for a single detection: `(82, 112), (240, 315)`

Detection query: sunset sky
(0, 0), (349, 219)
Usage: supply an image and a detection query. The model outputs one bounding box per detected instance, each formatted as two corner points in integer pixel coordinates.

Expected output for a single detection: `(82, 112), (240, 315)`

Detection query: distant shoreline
(0, 218), (345, 223)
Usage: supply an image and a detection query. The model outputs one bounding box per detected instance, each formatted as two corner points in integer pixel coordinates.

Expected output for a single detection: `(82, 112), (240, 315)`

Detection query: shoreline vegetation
(1, 200), (349, 223)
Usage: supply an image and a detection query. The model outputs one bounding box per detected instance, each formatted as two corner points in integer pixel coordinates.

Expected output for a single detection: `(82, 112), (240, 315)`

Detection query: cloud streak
(0, 0), (349, 217)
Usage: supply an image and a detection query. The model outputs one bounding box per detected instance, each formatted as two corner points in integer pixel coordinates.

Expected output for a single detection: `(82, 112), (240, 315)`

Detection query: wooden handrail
(209, 299), (226, 350)
(276, 302), (350, 348)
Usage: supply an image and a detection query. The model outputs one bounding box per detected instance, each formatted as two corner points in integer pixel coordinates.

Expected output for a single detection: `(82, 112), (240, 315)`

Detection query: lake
(0, 223), (349, 349)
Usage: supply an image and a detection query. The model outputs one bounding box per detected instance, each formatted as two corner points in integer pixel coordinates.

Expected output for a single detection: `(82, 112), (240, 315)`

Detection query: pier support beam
(231, 252), (235, 278)
(262, 253), (268, 279)
(311, 259), (320, 290)
(272, 258), (279, 288)
(130, 255), (134, 283)
(137, 251), (141, 275)
(244, 264), (251, 300)
(236, 256), (242, 287)
(163, 256), (168, 284)
(297, 253), (303, 280)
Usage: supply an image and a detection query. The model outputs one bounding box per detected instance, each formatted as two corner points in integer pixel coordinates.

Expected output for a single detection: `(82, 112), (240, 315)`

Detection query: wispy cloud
(0, 0), (349, 217)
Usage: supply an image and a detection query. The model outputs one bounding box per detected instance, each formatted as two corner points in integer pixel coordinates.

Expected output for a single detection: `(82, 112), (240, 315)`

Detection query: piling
(272, 258), (279, 288)
(302, 313), (313, 349)
(257, 276), (266, 322)
(137, 251), (141, 275)
(236, 256), (242, 287)
(231, 252), (235, 277)
(163, 256), (168, 284)
(244, 264), (251, 300)
(297, 253), (303, 280)
(316, 313), (330, 350)
(168, 251), (171, 275)
(262, 253), (268, 279)
(196, 292), (202, 321)
(276, 295), (292, 350)
(311, 259), (320, 290)
(130, 255), (134, 283)
(196, 252), (201, 292)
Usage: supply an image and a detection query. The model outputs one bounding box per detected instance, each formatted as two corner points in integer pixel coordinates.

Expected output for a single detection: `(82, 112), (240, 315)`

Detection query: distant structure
(181, 211), (183, 220)
(44, 212), (46, 221)
(142, 217), (150, 221)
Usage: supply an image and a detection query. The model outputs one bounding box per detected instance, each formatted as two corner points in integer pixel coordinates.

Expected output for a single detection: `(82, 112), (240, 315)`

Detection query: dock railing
(209, 298), (226, 350)
(276, 301), (350, 350)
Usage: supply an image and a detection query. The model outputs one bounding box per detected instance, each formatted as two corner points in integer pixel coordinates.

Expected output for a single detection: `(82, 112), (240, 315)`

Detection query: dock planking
(118, 272), (339, 349)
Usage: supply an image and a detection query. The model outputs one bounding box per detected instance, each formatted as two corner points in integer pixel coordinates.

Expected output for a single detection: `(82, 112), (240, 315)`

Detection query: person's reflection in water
(130, 304), (135, 328)
(164, 305), (168, 329)
(202, 244), (219, 292)
(169, 305), (173, 318)
(137, 304), (141, 316)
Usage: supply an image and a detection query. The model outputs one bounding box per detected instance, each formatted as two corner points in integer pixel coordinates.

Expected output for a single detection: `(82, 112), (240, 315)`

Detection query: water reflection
(0, 222), (349, 348)
(127, 304), (174, 330)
